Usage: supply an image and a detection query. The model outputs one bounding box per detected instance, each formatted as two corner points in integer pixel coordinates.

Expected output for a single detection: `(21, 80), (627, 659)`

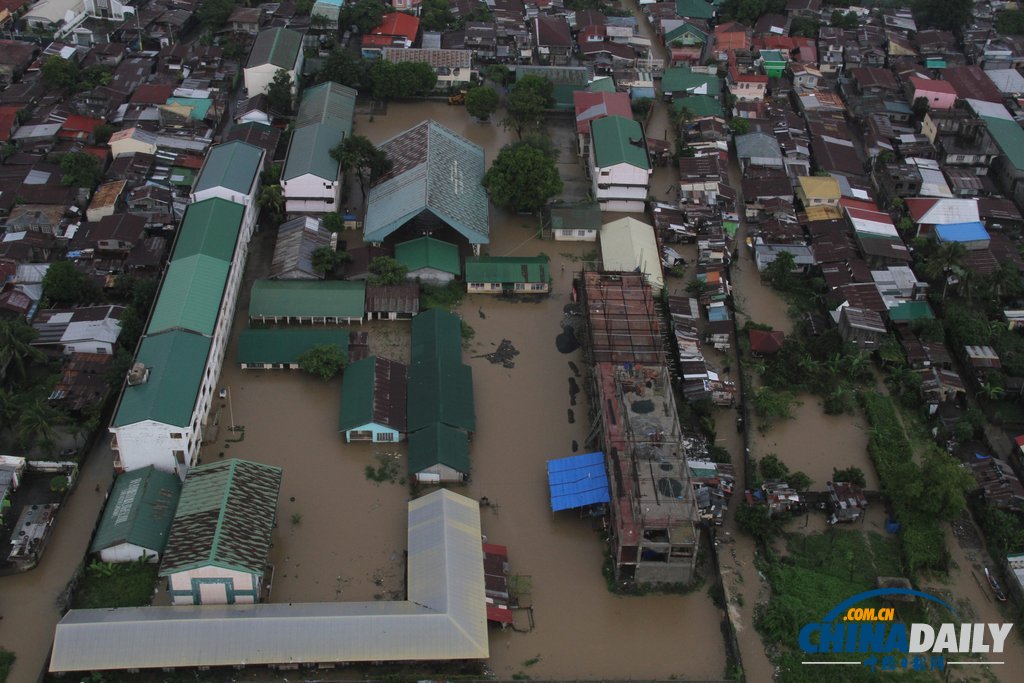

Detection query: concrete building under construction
(579, 271), (700, 585)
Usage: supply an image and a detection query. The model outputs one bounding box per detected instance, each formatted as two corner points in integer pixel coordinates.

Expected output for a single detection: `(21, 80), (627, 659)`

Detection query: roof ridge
(206, 459), (237, 566)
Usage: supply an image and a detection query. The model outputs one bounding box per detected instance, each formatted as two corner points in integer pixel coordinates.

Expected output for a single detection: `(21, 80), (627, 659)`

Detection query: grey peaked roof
(364, 120), (489, 245)
(295, 81), (356, 134)
(246, 28), (303, 70)
(49, 489), (487, 672)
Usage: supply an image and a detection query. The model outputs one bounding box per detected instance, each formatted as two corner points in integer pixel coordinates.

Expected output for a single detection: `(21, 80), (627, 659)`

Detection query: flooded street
(0, 445), (112, 683)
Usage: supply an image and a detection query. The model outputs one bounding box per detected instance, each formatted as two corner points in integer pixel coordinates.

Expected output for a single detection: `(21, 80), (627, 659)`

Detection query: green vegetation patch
(73, 561), (158, 609)
(0, 649), (13, 683)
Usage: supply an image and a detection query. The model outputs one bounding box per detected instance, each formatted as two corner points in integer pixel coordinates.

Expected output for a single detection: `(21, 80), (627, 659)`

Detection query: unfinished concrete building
(580, 272), (699, 585)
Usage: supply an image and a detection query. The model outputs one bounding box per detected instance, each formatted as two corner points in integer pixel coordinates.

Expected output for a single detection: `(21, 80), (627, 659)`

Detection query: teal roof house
(338, 356), (408, 442)
(90, 467), (182, 563)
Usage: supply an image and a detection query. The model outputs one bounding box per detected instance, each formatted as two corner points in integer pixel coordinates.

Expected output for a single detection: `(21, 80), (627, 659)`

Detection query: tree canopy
(297, 344), (347, 380)
(0, 321), (43, 380)
(339, 0), (386, 33)
(266, 69), (294, 115)
(912, 0), (972, 31)
(420, 0), (456, 31)
(482, 140), (563, 213)
(312, 247), (350, 276)
(720, 0), (786, 26)
(197, 0), (234, 28)
(42, 261), (101, 307)
(368, 61), (437, 99)
(41, 56), (79, 91)
(996, 10), (1024, 34)
(502, 75), (554, 139)
(330, 134), (392, 197)
(368, 256), (409, 286)
(60, 152), (102, 188)
(465, 86), (499, 120)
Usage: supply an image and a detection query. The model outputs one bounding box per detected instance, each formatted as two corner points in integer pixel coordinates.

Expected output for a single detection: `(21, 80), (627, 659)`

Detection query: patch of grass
(523, 655), (541, 667)
(0, 649), (14, 683)
(72, 561), (158, 609)
(290, 512), (303, 525)
(421, 281), (465, 311)
(365, 451), (402, 484)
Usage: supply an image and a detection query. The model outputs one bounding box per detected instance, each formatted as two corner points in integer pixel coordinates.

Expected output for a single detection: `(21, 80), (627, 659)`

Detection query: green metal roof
(112, 331), (212, 428)
(591, 115), (651, 170)
(888, 300), (934, 322)
(547, 201), (601, 231)
(407, 356), (475, 433)
(159, 459), (282, 576)
(408, 422), (470, 475)
(147, 255), (229, 336)
(925, 58), (946, 69)
(760, 49), (786, 63)
(295, 81), (356, 135)
(672, 95), (724, 118)
(169, 167), (195, 189)
(337, 355), (376, 431)
(665, 22), (708, 44)
(676, 0), (714, 19)
(246, 27), (303, 70)
(982, 116), (1024, 173)
(164, 97), (212, 121)
(282, 123), (344, 182)
(661, 66), (722, 97)
(90, 466), (181, 556)
(248, 279), (366, 320)
(410, 309), (463, 367)
(464, 256), (550, 284)
(587, 77), (616, 93)
(552, 83), (585, 111)
(193, 141), (263, 196)
(172, 199), (243, 263)
(237, 328), (349, 365)
(364, 121), (489, 245)
(394, 236), (461, 275)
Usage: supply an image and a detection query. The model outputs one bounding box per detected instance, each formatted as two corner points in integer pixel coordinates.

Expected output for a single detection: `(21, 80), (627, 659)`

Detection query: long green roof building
(90, 466), (181, 563)
(248, 280), (366, 323)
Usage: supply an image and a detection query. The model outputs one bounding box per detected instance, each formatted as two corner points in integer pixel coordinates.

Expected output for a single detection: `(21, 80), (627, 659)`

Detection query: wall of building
(414, 463), (464, 483)
(554, 228), (598, 241)
(99, 542), (159, 564)
(282, 173), (341, 214)
(167, 565), (259, 605)
(407, 268), (455, 286)
(112, 419), (196, 479)
(343, 422), (401, 443)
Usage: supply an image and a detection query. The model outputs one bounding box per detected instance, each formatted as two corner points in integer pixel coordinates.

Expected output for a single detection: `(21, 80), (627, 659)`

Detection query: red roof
(573, 91), (633, 134)
(714, 22), (749, 51)
(735, 73), (768, 83)
(840, 197), (882, 213)
(174, 153), (205, 170)
(370, 12), (419, 40)
(130, 84), (176, 105)
(905, 197), (938, 222)
(59, 115), (104, 138)
(749, 329), (785, 354)
(846, 206), (894, 226)
(942, 65), (1003, 104)
(1015, 434), (1024, 448)
(0, 105), (18, 142)
(909, 76), (956, 95)
(0, 0), (30, 11)
(82, 146), (110, 164)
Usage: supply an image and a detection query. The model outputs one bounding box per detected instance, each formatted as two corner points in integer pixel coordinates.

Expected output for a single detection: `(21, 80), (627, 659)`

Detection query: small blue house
(935, 222), (990, 251)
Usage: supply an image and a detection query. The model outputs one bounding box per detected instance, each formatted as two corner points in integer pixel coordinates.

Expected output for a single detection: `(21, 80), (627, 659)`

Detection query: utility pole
(228, 386), (235, 431)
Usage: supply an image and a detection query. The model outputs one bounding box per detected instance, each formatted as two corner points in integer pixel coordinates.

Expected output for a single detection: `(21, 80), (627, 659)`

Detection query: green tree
(912, 449), (973, 521)
(295, 0), (315, 13)
(16, 397), (62, 453)
(41, 56), (79, 91)
(266, 68), (294, 115)
(764, 250), (796, 291)
(257, 184), (285, 224)
(0, 320), (43, 379)
(368, 61), (437, 99)
(485, 64), (512, 86)
(502, 75), (554, 139)
(789, 16), (820, 38)
(330, 134), (392, 197)
(752, 387), (799, 424)
(197, 0), (235, 28)
(340, 0), (386, 33)
(297, 344), (347, 380)
(996, 9), (1024, 34)
(42, 261), (101, 306)
(832, 466), (866, 488)
(465, 86), (499, 121)
(368, 256), (409, 286)
(420, 0), (455, 31)
(729, 118), (750, 135)
(830, 10), (859, 29)
(60, 152), (102, 188)
(483, 141), (563, 213)
(735, 502), (780, 540)
(316, 50), (370, 88)
(921, 241), (966, 302)
(322, 213), (345, 233)
(81, 64), (112, 89)
(912, 0), (972, 30)
(312, 247), (350, 276)
(92, 123), (116, 145)
(912, 96), (930, 120)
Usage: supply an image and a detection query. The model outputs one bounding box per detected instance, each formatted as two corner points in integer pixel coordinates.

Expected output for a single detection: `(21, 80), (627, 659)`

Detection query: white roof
(917, 167), (953, 199)
(63, 318), (122, 346)
(49, 489), (488, 672)
(15, 264), (50, 284)
(600, 217), (665, 291)
(966, 98), (1014, 120)
(916, 198), (979, 225)
(23, 0), (80, 24)
(986, 68), (1024, 95)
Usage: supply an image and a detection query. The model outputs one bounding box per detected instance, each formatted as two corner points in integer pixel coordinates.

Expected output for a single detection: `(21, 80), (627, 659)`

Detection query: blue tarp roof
(547, 452), (610, 512)
(935, 222), (989, 243)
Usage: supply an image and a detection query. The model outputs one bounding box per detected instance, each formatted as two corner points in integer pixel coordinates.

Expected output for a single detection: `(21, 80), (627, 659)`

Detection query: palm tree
(257, 184), (284, 223)
(0, 320), (44, 379)
(978, 381), (1005, 402)
(16, 397), (61, 453)
(921, 242), (967, 302)
(0, 387), (18, 432)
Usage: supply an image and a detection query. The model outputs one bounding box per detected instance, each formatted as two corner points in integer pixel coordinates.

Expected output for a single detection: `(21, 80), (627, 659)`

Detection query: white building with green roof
(159, 459), (282, 605)
(110, 198), (250, 480)
(90, 467), (181, 564)
(589, 115), (652, 212)
(190, 141), (265, 241)
(282, 122), (346, 214)
(243, 27), (304, 99)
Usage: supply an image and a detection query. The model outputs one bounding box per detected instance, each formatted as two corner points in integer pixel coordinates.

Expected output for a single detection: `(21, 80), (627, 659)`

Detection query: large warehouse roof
(49, 489), (488, 672)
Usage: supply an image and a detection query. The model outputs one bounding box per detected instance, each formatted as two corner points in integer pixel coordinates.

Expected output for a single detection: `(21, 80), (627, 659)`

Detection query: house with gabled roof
(338, 355), (408, 443)
(159, 459), (282, 605)
(676, 0), (714, 20)
(464, 256), (550, 295)
(365, 120), (489, 253)
(269, 216), (332, 280)
(243, 28), (303, 99)
(661, 65), (721, 100)
(362, 12), (420, 58)
(282, 122), (345, 214)
(395, 235), (461, 285)
(190, 140), (264, 240)
(294, 81), (356, 135)
(906, 197), (979, 237)
(237, 328), (349, 370)
(573, 90), (633, 158)
(589, 115), (651, 212)
(534, 15), (573, 65)
(90, 466), (181, 564)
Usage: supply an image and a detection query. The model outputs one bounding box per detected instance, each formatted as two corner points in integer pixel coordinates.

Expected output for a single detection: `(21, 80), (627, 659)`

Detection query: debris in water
(474, 339), (519, 368)
(569, 377), (580, 406)
(568, 408), (575, 424)
(569, 361), (580, 377)
(478, 308), (486, 319)
(571, 440), (579, 452)
(556, 325), (579, 353)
